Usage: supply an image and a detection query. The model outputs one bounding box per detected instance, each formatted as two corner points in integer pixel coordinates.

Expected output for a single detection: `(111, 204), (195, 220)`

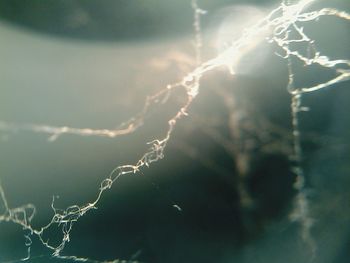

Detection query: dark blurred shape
(0, 0), (193, 41)
(0, 0), (273, 41)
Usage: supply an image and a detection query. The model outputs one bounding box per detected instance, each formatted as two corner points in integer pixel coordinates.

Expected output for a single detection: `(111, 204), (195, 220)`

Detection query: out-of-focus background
(0, 0), (349, 262)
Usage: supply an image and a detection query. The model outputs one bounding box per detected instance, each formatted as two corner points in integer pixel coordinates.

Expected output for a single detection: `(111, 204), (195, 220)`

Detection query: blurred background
(0, 0), (349, 262)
